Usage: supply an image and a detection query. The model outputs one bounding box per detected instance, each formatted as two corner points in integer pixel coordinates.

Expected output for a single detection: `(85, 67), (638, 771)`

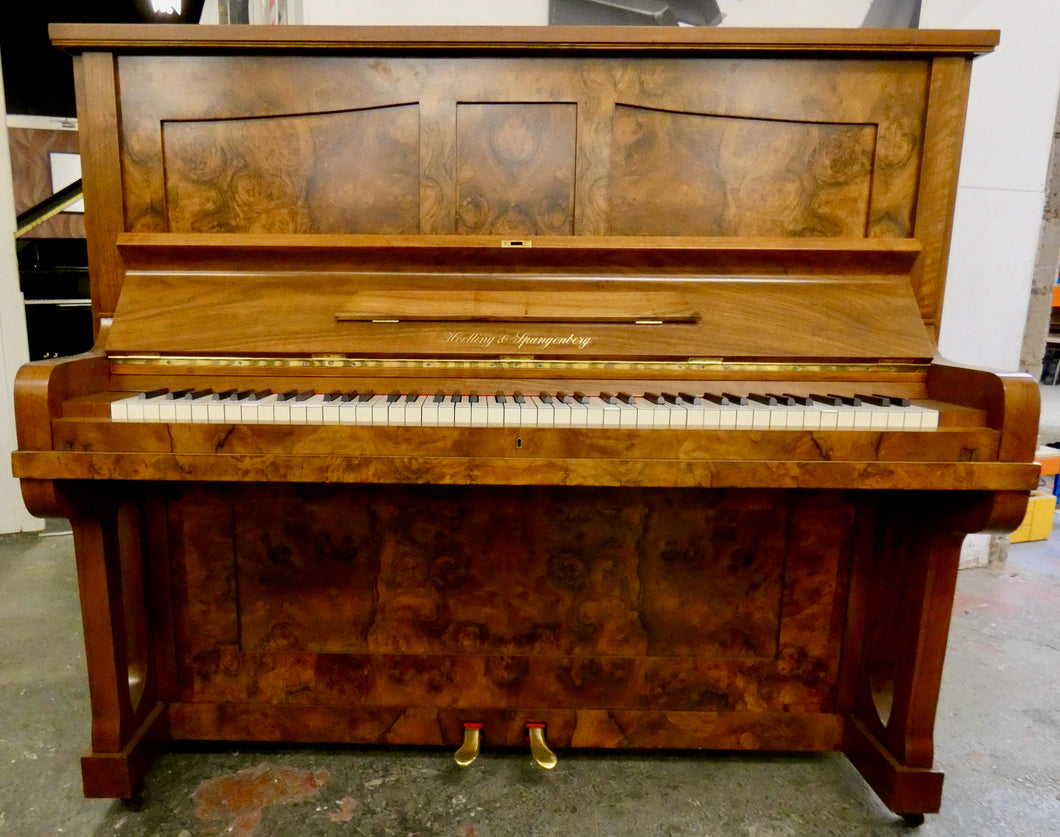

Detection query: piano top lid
(49, 23), (998, 56)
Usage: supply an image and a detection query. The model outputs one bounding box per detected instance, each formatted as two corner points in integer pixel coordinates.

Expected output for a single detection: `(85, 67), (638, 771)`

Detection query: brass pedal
(526, 723), (557, 770)
(454, 722), (482, 767)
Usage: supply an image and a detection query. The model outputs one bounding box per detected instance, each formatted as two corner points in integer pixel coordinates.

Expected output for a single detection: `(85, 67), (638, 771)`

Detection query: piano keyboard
(109, 389), (940, 430)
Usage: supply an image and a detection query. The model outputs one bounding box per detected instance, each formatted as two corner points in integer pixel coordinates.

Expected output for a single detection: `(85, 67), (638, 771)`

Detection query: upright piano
(12, 24), (1039, 821)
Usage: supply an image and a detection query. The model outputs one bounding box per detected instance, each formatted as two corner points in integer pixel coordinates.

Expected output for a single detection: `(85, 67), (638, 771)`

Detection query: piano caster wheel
(454, 722), (482, 767)
(526, 723), (557, 770)
(900, 813), (925, 828)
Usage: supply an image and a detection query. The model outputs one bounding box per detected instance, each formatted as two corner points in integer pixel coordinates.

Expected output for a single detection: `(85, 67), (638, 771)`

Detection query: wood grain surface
(18, 25), (1039, 816)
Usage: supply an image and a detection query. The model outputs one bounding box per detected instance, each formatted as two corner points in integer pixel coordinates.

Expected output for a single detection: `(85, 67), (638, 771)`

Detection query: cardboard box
(1010, 491), (1057, 543)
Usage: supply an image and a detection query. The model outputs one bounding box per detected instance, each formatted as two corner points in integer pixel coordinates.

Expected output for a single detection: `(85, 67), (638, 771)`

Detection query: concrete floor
(2, 521), (1059, 837)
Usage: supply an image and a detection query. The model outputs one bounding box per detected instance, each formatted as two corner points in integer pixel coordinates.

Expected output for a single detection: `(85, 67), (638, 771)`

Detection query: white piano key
(368, 395), (390, 426)
(468, 397), (489, 427)
(304, 394), (326, 424)
(568, 399), (589, 427)
(705, 405), (728, 429)
(355, 394), (383, 425)
(782, 407), (804, 430)
(454, 396), (473, 427)
(530, 396), (554, 427)
(243, 393), (276, 424)
(733, 406), (753, 429)
(851, 405), (874, 429)
(206, 393), (231, 423)
(321, 394), (342, 425)
(517, 397), (538, 427)
(551, 398), (573, 427)
(336, 396), (356, 425)
(631, 398), (656, 428)
(681, 400), (705, 428)
(421, 396), (441, 427)
(885, 406), (906, 430)
(584, 397), (606, 428)
(486, 396), (505, 427)
(158, 393), (181, 422)
(140, 392), (170, 422)
(405, 395), (426, 426)
(387, 395), (407, 426)
(174, 395), (195, 423)
(111, 395), (136, 422)
(767, 406), (788, 429)
(436, 396), (457, 426)
(910, 405), (939, 430)
(502, 397), (522, 427)
(223, 395), (245, 423)
(799, 407), (821, 430)
(189, 392), (213, 423)
(750, 404), (772, 430)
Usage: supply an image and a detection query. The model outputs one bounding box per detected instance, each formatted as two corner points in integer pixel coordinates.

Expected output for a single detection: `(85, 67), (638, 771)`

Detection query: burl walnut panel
(456, 103), (577, 235)
(163, 105), (419, 234)
(117, 55), (927, 240)
(169, 484), (851, 716)
(610, 106), (875, 237)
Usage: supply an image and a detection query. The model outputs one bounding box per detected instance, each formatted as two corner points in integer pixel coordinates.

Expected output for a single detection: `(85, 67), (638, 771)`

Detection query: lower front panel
(163, 483), (853, 751)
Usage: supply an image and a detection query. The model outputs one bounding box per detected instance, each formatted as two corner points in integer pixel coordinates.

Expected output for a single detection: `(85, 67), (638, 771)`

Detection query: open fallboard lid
(107, 235), (935, 364)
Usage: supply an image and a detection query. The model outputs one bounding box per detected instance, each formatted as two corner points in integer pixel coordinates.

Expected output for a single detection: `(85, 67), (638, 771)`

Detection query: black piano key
(212, 389), (237, 401)
(722, 393), (749, 406)
(811, 394), (844, 407)
(678, 392), (704, 405)
(468, 394), (479, 403)
(190, 389), (212, 400)
(250, 389), (272, 401)
(643, 392), (666, 405)
(166, 388), (193, 400)
(557, 392), (573, 404)
(513, 392), (526, 404)
(661, 392), (682, 405)
(702, 394), (728, 405)
(357, 392), (374, 402)
(295, 391), (315, 402)
(405, 392), (419, 403)
(433, 392), (446, 403)
(450, 394), (462, 404)
(495, 392), (507, 404)
(386, 392), (401, 403)
(573, 392), (590, 405)
(143, 388), (169, 399)
(882, 395), (911, 407)
(277, 390), (298, 402)
(783, 393), (814, 407)
(857, 394), (891, 407)
(616, 392), (636, 405)
(828, 394), (862, 407)
(341, 391), (358, 402)
(540, 393), (553, 403)
(324, 390), (343, 402)
(748, 394), (778, 406)
(599, 392), (618, 404)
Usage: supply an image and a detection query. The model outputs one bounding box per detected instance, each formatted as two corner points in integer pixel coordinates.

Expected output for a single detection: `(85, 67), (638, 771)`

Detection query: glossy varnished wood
(17, 25), (1040, 817)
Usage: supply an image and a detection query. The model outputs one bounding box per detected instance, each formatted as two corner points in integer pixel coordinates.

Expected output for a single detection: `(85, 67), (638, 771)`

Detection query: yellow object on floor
(1010, 491), (1057, 543)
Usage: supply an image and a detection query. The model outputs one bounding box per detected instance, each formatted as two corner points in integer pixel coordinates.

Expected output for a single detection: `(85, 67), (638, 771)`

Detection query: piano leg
(68, 490), (170, 799)
(840, 491), (1028, 820)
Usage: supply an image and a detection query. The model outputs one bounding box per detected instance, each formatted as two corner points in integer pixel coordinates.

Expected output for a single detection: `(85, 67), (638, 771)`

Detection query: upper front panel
(118, 55), (929, 240)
